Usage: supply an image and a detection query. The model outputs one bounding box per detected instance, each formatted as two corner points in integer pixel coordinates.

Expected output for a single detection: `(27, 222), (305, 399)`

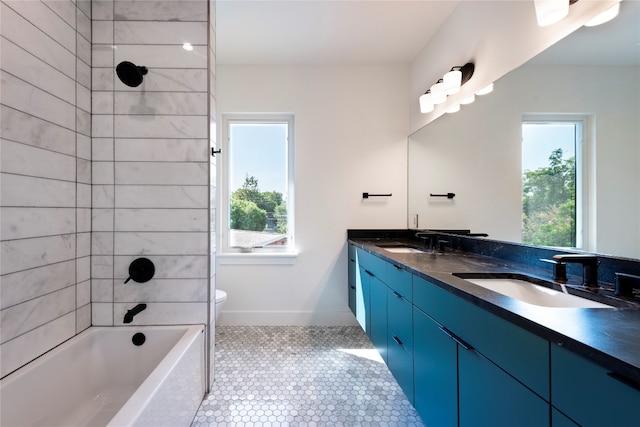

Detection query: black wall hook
(124, 258), (155, 284)
(211, 148), (221, 157)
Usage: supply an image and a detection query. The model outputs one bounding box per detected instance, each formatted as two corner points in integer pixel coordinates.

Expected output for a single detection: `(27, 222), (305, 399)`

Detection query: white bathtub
(0, 325), (205, 427)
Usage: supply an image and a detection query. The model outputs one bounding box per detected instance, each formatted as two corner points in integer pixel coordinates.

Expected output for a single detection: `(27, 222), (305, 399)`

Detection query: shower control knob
(125, 258), (155, 284)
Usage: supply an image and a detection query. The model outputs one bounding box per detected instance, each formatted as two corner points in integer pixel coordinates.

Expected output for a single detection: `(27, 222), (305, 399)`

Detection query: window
(219, 114), (295, 258)
(521, 115), (589, 249)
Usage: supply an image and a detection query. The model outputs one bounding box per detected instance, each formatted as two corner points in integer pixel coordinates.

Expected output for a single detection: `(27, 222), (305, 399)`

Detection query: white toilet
(215, 289), (227, 321)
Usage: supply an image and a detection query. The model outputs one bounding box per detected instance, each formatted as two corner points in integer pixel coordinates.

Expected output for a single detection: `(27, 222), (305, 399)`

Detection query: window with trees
(522, 117), (587, 249)
(220, 114), (294, 254)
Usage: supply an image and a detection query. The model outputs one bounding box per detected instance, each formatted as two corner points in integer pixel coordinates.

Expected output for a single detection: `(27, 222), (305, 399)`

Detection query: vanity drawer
(413, 275), (550, 400)
(386, 262), (412, 300)
(356, 248), (386, 281)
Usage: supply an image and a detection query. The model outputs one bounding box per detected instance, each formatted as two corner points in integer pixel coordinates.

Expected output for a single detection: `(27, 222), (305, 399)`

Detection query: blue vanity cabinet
(551, 344), (640, 427)
(369, 275), (388, 363)
(386, 261), (414, 402)
(386, 262), (412, 301)
(413, 274), (551, 427)
(552, 409), (579, 427)
(413, 306), (458, 427)
(355, 263), (371, 334)
(458, 346), (549, 427)
(387, 289), (414, 403)
(347, 245), (357, 316)
(355, 248), (387, 336)
(387, 327), (414, 403)
(413, 275), (550, 400)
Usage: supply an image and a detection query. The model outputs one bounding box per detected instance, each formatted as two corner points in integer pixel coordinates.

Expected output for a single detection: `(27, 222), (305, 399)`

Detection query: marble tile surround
(90, 0), (212, 342)
(1, 0), (215, 381)
(0, 0), (91, 378)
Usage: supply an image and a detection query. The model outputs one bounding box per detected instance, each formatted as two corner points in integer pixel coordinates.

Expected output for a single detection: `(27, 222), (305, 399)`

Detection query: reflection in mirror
(408, 1), (639, 259)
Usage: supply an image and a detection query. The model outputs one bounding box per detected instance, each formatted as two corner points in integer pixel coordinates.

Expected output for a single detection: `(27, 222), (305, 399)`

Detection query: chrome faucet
(552, 254), (599, 287)
(123, 304), (147, 323)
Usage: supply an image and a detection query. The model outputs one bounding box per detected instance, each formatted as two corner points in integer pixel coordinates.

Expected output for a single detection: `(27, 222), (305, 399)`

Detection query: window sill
(216, 252), (299, 265)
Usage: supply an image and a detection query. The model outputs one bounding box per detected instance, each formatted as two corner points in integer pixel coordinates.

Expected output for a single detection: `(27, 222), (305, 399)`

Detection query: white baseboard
(217, 310), (359, 326)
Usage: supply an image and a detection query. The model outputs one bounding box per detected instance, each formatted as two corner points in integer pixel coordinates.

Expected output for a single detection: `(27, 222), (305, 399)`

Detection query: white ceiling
(215, 0), (461, 65)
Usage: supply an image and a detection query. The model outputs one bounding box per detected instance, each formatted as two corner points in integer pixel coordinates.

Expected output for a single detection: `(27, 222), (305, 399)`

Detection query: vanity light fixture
(584, 3), (620, 26)
(419, 62), (475, 113)
(443, 69), (462, 95)
(534, 0), (570, 26)
(446, 103), (461, 114)
(460, 94), (476, 105)
(476, 82), (494, 96)
(419, 92), (435, 113)
(430, 80), (447, 104)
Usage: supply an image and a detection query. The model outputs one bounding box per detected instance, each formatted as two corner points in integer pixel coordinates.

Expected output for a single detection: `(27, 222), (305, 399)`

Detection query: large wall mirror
(408, 1), (640, 259)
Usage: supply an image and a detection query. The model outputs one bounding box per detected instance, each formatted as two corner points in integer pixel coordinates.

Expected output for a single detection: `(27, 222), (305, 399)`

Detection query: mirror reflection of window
(521, 117), (588, 249)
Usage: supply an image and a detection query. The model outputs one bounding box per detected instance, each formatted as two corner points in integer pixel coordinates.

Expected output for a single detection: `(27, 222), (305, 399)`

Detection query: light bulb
(419, 93), (434, 114)
(476, 83), (494, 96)
(534, 0), (569, 27)
(431, 81), (446, 104)
(460, 94), (475, 105)
(584, 3), (620, 27)
(446, 103), (460, 114)
(182, 42), (194, 51)
(443, 69), (462, 95)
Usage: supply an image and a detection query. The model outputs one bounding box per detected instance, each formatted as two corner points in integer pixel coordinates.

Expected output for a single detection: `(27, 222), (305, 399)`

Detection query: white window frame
(217, 113), (296, 264)
(522, 113), (593, 251)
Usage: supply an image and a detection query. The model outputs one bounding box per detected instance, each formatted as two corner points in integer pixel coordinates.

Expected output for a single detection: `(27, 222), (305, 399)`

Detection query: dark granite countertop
(349, 237), (640, 385)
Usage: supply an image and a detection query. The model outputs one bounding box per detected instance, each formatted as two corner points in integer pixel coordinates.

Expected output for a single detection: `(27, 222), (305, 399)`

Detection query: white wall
(408, 64), (640, 258)
(0, 0), (92, 378)
(216, 65), (409, 325)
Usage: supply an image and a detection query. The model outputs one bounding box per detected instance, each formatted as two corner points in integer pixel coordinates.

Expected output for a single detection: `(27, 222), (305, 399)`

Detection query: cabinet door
(369, 276), (388, 362)
(413, 307), (458, 427)
(459, 347), (550, 427)
(388, 289), (413, 351)
(552, 344), (640, 427)
(387, 329), (414, 404)
(348, 247), (357, 315)
(356, 265), (371, 333)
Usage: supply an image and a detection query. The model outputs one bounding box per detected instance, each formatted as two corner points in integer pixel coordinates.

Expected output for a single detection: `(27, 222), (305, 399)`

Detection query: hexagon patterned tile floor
(191, 326), (424, 427)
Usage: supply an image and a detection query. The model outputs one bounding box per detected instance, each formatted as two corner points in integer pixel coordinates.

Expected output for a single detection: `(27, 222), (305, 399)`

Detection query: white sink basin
(382, 247), (425, 254)
(463, 278), (613, 308)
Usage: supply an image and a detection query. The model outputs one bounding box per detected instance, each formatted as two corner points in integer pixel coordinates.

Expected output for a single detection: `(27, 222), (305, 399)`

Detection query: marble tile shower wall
(90, 0), (210, 327)
(0, 0), (92, 377)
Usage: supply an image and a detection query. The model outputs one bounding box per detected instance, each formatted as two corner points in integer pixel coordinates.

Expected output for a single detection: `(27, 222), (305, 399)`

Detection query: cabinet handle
(607, 372), (640, 392)
(350, 285), (356, 290)
(393, 336), (404, 347)
(364, 270), (374, 277)
(438, 326), (474, 351)
(393, 264), (401, 270)
(393, 291), (403, 300)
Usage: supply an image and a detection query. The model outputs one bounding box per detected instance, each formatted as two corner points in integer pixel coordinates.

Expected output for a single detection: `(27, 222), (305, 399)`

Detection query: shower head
(116, 61), (148, 87)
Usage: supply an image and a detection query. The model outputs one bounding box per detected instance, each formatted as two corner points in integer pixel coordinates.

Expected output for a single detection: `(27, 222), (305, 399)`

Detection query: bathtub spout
(123, 304), (147, 323)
